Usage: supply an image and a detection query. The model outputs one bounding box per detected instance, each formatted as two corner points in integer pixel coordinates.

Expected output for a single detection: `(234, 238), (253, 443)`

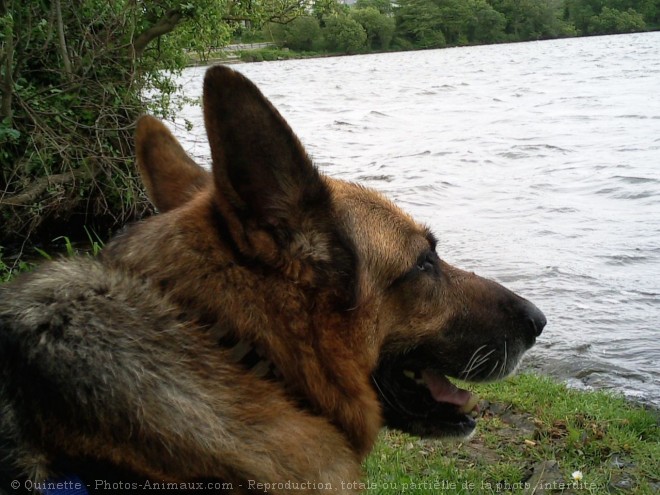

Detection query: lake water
(167, 32), (660, 407)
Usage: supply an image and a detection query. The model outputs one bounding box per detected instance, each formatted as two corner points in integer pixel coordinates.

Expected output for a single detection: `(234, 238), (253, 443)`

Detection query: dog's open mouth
(373, 358), (482, 438)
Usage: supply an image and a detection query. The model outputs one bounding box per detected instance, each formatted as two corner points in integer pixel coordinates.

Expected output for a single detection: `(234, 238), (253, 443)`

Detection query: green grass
(1, 227), (104, 281)
(0, 249), (33, 282)
(365, 374), (659, 494)
(186, 47), (333, 65)
(238, 48), (324, 63)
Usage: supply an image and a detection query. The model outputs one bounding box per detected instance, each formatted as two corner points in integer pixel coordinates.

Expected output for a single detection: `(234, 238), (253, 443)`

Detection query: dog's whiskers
(371, 375), (421, 418)
(371, 375), (397, 410)
(460, 345), (487, 379)
(461, 347), (496, 380)
(473, 349), (495, 369)
(498, 339), (508, 380)
(488, 360), (500, 379)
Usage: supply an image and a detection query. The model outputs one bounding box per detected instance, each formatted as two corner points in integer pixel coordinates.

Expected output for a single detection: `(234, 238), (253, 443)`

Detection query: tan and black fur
(0, 66), (545, 493)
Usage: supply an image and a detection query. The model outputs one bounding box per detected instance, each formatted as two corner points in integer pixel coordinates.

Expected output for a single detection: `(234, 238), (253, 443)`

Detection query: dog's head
(328, 179), (546, 438)
(134, 66), (545, 441)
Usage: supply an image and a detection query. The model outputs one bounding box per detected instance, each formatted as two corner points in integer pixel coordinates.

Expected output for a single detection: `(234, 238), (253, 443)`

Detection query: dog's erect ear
(203, 66), (325, 226)
(135, 116), (211, 212)
(203, 66), (356, 300)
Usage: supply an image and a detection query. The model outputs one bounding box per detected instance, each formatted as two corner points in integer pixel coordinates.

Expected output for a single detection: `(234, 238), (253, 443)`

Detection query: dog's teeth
(402, 369), (426, 386)
(458, 394), (480, 414)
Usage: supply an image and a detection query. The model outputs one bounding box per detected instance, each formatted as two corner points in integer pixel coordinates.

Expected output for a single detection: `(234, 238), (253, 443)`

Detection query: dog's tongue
(421, 369), (473, 408)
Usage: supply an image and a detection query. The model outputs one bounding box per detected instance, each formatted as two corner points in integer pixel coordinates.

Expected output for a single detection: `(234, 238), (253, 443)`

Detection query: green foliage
(33, 246), (53, 261)
(0, 0), (305, 264)
(0, 118), (20, 164)
(564, 0), (656, 34)
(0, 247), (32, 282)
(589, 6), (647, 32)
(396, 0), (507, 47)
(395, 0), (653, 47)
(313, 0), (350, 26)
(489, 0), (575, 40)
(351, 7), (396, 50)
(356, 0), (395, 15)
(0, 250), (12, 282)
(396, 0), (448, 48)
(323, 15), (368, 54)
(272, 16), (323, 51)
(52, 226), (104, 257)
(462, 0), (508, 44)
(236, 26), (268, 43)
(1, 1), (150, 253)
(84, 226), (105, 256)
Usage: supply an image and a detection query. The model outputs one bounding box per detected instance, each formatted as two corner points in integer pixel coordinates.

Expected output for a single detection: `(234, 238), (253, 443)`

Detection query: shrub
(323, 15), (368, 54)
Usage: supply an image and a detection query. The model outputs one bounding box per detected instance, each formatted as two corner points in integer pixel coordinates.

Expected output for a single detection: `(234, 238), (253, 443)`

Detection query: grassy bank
(237, 48), (327, 63)
(365, 373), (659, 494)
(186, 47), (338, 66)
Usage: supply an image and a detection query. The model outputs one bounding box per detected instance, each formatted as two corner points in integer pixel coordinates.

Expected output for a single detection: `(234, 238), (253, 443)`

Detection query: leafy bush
(351, 7), (396, 50)
(396, 0), (448, 48)
(282, 16), (323, 51)
(589, 7), (647, 34)
(0, 1), (304, 260)
(323, 15), (368, 54)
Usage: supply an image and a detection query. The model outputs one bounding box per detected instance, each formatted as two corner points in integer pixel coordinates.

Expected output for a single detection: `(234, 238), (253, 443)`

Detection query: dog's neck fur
(103, 191), (383, 456)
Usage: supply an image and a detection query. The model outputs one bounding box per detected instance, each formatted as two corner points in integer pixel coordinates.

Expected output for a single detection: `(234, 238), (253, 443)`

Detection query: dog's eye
(416, 253), (436, 273)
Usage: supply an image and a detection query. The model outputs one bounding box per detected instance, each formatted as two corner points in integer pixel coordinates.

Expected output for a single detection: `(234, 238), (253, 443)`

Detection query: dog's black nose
(523, 301), (546, 337)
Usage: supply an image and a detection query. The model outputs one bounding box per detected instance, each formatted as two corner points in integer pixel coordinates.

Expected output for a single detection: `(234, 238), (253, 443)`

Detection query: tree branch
(41, 0), (56, 51)
(1, 3), (14, 120)
(54, 0), (73, 79)
(132, 9), (184, 57)
(1, 163), (100, 207)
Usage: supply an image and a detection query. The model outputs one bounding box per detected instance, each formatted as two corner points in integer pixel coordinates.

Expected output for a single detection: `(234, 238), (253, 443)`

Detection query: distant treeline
(255, 0), (658, 54)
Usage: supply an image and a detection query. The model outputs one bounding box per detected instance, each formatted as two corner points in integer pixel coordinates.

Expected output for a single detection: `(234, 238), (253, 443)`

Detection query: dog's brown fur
(0, 66), (545, 493)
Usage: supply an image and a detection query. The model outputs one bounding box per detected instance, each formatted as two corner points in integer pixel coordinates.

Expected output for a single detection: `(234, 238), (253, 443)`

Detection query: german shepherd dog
(0, 66), (545, 493)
